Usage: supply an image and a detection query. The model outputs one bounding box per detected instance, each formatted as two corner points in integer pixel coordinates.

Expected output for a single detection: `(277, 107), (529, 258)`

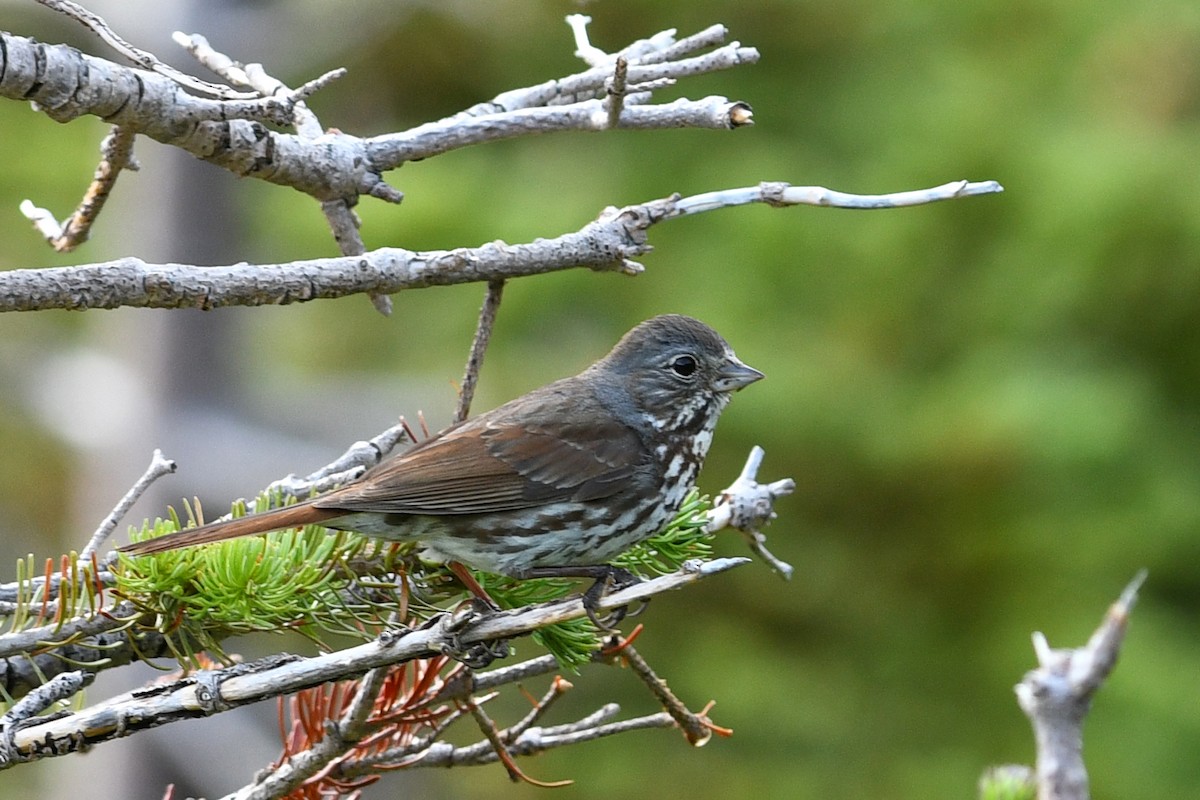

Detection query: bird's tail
(118, 500), (343, 556)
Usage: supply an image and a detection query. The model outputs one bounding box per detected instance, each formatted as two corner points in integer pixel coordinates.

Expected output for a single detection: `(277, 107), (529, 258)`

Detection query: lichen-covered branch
(32, 0), (257, 99)
(1, 558), (747, 767)
(0, 181), (1002, 312)
(1014, 571), (1146, 800)
(706, 445), (795, 578)
(0, 600), (174, 700)
(0, 23), (756, 206)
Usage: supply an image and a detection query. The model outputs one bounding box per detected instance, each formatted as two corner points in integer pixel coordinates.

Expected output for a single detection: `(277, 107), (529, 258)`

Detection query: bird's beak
(715, 357), (764, 392)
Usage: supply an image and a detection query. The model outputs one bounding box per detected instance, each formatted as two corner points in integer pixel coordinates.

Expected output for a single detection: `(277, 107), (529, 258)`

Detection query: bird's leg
(432, 562), (506, 666)
(448, 560), (501, 611)
(520, 564), (647, 630)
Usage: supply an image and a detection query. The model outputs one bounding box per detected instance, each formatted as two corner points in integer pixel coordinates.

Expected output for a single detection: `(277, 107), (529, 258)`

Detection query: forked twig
(600, 630), (731, 746)
(1015, 571), (1147, 800)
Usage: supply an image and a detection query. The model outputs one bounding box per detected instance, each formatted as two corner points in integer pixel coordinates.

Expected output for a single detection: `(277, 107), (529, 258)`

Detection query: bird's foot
(518, 564), (648, 630)
(581, 566), (649, 630)
(443, 637), (509, 669)
(429, 598), (509, 668)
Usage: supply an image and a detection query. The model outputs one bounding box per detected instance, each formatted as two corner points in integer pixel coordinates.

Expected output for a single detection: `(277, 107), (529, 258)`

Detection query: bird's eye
(670, 354), (698, 378)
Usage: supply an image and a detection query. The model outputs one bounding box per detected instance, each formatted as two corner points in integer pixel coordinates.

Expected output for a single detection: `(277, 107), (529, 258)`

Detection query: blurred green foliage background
(2, 0), (1200, 798)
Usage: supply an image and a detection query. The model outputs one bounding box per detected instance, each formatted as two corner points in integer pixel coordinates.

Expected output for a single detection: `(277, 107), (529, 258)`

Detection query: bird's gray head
(592, 315), (763, 434)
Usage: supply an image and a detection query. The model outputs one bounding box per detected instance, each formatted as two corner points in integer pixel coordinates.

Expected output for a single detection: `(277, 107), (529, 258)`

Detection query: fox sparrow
(120, 314), (762, 617)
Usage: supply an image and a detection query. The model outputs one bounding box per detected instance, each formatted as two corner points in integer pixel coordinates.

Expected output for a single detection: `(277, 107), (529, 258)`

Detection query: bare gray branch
(3, 558), (747, 766)
(1015, 571), (1146, 800)
(0, 29), (754, 207)
(0, 180), (1002, 313)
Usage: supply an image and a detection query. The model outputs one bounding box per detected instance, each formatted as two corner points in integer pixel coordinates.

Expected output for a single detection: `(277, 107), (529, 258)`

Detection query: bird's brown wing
(315, 387), (644, 516)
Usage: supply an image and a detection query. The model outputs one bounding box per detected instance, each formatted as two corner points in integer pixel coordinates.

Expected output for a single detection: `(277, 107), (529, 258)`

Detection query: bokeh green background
(2, 0), (1199, 798)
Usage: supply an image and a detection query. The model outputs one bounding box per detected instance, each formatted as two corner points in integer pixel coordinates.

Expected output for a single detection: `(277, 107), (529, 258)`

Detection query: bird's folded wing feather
(314, 407), (643, 516)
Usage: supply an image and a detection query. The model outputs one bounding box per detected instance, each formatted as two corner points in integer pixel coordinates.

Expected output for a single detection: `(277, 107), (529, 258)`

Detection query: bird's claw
(434, 598), (509, 668)
(440, 637), (509, 669)
(583, 567), (646, 631)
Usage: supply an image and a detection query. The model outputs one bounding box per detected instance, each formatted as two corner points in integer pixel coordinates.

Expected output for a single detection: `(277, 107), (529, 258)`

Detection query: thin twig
(455, 280), (506, 424)
(237, 666), (393, 800)
(463, 698), (520, 781)
(172, 32), (339, 138)
(33, 0), (255, 99)
(507, 676), (572, 738)
(0, 600), (139, 661)
(191, 35), (389, 311)
(454, 21), (740, 118)
(565, 14), (612, 67)
(606, 57), (629, 129)
(452, 654), (559, 696)
(677, 179), (1003, 213)
(370, 93), (754, 165)
(19, 126), (139, 253)
(0, 670), (86, 726)
(334, 707), (672, 777)
(261, 420), (410, 504)
(81, 450), (176, 560)
(636, 24), (729, 65)
(462, 696), (572, 786)
(600, 636), (720, 746)
(341, 665), (391, 737)
(171, 30), (390, 315)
